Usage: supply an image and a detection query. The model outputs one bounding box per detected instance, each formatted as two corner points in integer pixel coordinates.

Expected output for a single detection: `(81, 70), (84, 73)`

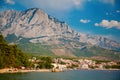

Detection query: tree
(0, 35), (31, 69)
(38, 57), (53, 69)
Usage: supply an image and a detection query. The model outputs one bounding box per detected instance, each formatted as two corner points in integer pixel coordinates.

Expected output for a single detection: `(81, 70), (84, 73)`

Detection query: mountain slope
(0, 8), (120, 59)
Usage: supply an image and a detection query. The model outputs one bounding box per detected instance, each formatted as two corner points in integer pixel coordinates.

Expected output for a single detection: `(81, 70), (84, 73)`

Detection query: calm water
(0, 70), (120, 80)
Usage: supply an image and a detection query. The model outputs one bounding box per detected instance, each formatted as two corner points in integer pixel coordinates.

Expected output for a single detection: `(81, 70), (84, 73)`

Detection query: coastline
(0, 68), (51, 74)
(0, 68), (119, 74)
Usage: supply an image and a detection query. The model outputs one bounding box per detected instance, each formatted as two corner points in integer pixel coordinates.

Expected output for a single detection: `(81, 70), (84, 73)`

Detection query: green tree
(38, 57), (53, 69)
(0, 35), (31, 69)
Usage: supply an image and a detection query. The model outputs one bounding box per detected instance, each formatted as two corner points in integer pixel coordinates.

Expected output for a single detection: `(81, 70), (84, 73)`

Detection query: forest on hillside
(0, 35), (31, 69)
(0, 35), (53, 69)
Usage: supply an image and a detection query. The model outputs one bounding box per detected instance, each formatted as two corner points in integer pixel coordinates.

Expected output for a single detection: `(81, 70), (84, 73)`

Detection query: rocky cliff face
(0, 8), (120, 51)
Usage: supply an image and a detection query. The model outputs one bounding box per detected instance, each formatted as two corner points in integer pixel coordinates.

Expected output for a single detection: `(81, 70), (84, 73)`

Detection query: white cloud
(95, 20), (120, 29)
(72, 0), (84, 6)
(80, 19), (91, 23)
(5, 0), (15, 4)
(16, 0), (116, 13)
(99, 0), (115, 5)
(73, 0), (81, 6)
(17, 0), (88, 12)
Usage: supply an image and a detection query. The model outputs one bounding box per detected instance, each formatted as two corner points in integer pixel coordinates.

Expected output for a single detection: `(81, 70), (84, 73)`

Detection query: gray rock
(0, 8), (120, 51)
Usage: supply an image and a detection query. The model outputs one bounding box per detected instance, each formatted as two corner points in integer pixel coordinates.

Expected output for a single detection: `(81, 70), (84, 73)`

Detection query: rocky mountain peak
(0, 8), (120, 51)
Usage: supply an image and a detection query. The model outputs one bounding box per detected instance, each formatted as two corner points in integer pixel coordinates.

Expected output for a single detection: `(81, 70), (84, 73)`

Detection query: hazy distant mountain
(0, 8), (120, 59)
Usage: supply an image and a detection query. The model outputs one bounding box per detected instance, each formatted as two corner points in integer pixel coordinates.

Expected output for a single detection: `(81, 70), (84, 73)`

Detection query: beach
(0, 68), (51, 74)
(0, 68), (120, 74)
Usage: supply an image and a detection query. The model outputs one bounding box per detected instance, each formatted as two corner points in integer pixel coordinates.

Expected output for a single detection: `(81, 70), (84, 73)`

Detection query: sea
(0, 70), (120, 80)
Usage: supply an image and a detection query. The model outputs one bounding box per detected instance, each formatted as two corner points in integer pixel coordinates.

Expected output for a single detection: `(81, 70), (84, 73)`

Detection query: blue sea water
(0, 70), (120, 80)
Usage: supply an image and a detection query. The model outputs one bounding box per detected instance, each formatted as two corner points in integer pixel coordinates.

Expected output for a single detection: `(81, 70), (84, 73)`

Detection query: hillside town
(0, 56), (120, 73)
(28, 57), (120, 72)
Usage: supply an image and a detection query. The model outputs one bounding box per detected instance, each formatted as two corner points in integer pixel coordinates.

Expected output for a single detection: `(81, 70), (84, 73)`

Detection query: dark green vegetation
(0, 35), (31, 69)
(0, 35), (54, 69)
(37, 56), (53, 69)
(105, 65), (120, 69)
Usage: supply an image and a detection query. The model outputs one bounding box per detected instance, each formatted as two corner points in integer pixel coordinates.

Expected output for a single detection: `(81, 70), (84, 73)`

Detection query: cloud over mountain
(16, 0), (85, 11)
(95, 20), (120, 29)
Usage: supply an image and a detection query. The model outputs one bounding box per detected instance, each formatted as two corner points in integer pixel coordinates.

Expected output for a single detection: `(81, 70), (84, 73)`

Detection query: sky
(0, 0), (120, 42)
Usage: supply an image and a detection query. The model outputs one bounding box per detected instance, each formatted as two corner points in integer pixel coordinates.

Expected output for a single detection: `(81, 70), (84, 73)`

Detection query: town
(28, 57), (120, 72)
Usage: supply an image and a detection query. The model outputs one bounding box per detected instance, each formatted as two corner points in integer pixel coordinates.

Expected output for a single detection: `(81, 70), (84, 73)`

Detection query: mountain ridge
(0, 8), (120, 59)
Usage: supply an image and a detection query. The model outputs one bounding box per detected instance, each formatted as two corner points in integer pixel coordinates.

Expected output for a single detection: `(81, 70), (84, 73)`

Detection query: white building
(81, 64), (89, 69)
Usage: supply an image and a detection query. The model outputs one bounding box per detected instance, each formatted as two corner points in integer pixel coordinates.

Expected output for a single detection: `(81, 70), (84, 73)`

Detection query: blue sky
(0, 0), (120, 42)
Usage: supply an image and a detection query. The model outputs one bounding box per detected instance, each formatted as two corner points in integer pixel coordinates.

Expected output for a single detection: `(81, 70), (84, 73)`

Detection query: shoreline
(0, 68), (51, 74)
(0, 68), (119, 74)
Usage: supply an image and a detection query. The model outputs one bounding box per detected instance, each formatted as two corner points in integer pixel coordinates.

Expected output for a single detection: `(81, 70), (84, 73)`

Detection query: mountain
(0, 8), (120, 60)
